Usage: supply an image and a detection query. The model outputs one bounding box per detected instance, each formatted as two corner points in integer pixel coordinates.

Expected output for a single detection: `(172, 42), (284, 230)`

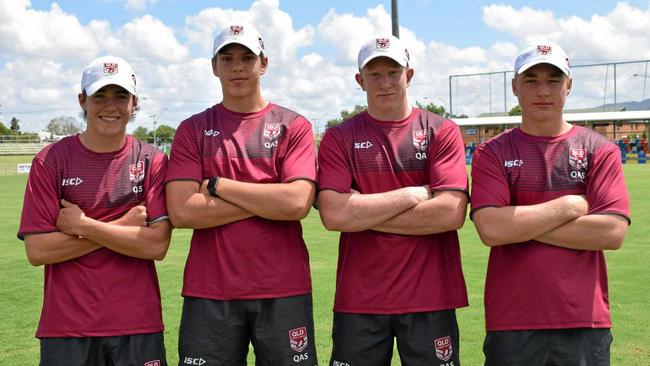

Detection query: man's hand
(112, 203), (148, 227)
(56, 199), (87, 236)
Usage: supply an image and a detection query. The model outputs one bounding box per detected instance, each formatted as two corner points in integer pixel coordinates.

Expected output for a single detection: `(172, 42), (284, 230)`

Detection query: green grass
(1, 164), (648, 365)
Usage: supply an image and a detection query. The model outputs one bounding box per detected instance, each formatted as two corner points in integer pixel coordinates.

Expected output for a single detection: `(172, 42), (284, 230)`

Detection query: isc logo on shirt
(354, 141), (373, 149)
(62, 177), (84, 186)
(504, 159), (523, 168)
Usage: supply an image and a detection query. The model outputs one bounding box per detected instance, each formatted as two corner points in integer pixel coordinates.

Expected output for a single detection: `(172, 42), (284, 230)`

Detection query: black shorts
(40, 332), (166, 366)
(483, 328), (612, 366)
(178, 294), (318, 366)
(330, 310), (460, 366)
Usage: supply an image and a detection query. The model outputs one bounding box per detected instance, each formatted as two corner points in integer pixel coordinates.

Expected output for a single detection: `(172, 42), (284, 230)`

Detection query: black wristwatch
(207, 176), (220, 197)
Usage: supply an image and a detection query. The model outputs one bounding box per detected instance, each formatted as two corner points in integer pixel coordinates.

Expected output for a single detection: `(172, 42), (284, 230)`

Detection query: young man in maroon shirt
(317, 35), (469, 366)
(471, 42), (630, 365)
(18, 56), (171, 365)
(165, 23), (318, 365)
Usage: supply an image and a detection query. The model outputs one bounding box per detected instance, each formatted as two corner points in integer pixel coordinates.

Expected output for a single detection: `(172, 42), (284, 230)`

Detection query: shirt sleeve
(17, 155), (61, 240)
(145, 151), (169, 224)
(165, 118), (203, 183)
(280, 116), (317, 183)
(470, 144), (511, 219)
(428, 122), (469, 192)
(586, 143), (631, 223)
(317, 127), (352, 193)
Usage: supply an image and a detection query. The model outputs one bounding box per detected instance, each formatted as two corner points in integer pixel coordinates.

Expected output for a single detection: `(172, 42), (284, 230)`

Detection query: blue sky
(3, 0), (650, 132)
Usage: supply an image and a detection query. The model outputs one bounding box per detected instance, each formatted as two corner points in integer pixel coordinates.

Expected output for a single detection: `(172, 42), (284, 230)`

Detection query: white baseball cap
(358, 35), (410, 70)
(514, 42), (571, 77)
(81, 56), (137, 96)
(213, 23), (265, 56)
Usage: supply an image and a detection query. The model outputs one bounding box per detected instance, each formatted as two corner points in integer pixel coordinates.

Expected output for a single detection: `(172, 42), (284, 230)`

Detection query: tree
(10, 117), (20, 134)
(0, 121), (10, 135)
(45, 116), (83, 136)
(416, 101), (447, 117)
(509, 105), (522, 116)
(326, 105), (367, 129)
(132, 126), (151, 142)
(154, 125), (176, 144)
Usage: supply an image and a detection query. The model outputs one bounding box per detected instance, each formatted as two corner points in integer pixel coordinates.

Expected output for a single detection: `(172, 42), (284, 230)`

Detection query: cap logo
(230, 25), (244, 36)
(537, 45), (552, 55)
(103, 63), (118, 75)
(376, 38), (390, 49)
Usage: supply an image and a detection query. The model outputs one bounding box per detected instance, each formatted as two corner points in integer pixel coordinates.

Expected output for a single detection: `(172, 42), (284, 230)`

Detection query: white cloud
(2, 1), (650, 132)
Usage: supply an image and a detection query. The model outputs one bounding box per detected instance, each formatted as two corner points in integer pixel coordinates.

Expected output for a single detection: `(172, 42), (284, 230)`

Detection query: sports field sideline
(0, 157), (648, 365)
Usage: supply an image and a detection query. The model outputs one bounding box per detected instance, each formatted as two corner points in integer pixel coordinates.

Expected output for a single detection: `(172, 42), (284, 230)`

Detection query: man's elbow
(25, 248), (45, 266)
(474, 224), (507, 247)
(168, 209), (191, 229)
(280, 201), (312, 221)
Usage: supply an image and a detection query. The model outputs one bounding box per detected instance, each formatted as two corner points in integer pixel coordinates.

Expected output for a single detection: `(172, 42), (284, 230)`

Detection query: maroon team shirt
(166, 103), (316, 300)
(18, 135), (168, 337)
(317, 108), (469, 314)
(470, 126), (630, 331)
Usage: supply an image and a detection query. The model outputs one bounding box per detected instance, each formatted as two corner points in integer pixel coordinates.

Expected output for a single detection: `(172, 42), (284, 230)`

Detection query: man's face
(212, 44), (267, 99)
(78, 84), (136, 139)
(356, 57), (413, 118)
(512, 63), (572, 124)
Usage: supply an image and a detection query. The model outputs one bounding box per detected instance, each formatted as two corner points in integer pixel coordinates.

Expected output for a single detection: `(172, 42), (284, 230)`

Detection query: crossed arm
(472, 195), (628, 250)
(166, 178), (316, 229)
(24, 201), (172, 266)
(317, 186), (468, 235)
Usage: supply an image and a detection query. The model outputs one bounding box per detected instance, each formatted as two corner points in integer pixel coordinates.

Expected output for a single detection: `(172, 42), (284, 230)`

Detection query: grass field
(0, 161), (648, 365)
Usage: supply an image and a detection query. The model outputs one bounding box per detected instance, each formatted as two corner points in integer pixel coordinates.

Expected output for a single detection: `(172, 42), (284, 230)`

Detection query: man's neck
(79, 131), (126, 153)
(520, 116), (572, 137)
(367, 102), (411, 122)
(222, 93), (268, 114)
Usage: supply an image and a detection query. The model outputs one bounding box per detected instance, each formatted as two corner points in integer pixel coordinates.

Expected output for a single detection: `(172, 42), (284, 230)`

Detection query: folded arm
(371, 190), (468, 235)
(536, 213), (628, 250)
(24, 232), (100, 266)
(472, 194), (588, 247)
(56, 200), (171, 260)
(214, 178), (316, 221)
(317, 186), (429, 232)
(166, 180), (254, 229)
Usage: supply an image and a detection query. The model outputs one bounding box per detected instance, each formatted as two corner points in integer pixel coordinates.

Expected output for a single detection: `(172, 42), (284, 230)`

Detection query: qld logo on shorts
(129, 161), (146, 183)
(434, 336), (453, 362)
(144, 361), (160, 366)
(263, 123), (282, 141)
(289, 326), (308, 353)
(569, 148), (588, 169)
(103, 62), (118, 75)
(413, 129), (428, 151)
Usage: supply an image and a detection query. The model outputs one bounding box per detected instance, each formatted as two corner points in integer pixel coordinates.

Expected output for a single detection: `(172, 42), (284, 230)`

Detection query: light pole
(633, 72), (650, 101)
(150, 107), (167, 147)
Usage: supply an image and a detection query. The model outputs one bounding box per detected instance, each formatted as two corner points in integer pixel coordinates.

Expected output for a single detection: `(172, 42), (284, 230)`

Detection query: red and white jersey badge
(569, 148), (588, 169)
(103, 62), (118, 75)
(129, 161), (146, 183)
(144, 361), (160, 366)
(289, 327), (308, 353)
(434, 336), (453, 362)
(413, 129), (428, 151)
(263, 123), (282, 141)
(537, 45), (552, 55)
(376, 38), (390, 49)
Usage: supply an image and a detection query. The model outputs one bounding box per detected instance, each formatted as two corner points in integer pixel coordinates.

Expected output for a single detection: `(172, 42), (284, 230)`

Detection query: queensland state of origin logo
(263, 123), (282, 141)
(413, 129), (428, 151)
(103, 62), (118, 75)
(569, 148), (588, 169)
(434, 336), (453, 362)
(289, 327), (308, 353)
(129, 161), (145, 183)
